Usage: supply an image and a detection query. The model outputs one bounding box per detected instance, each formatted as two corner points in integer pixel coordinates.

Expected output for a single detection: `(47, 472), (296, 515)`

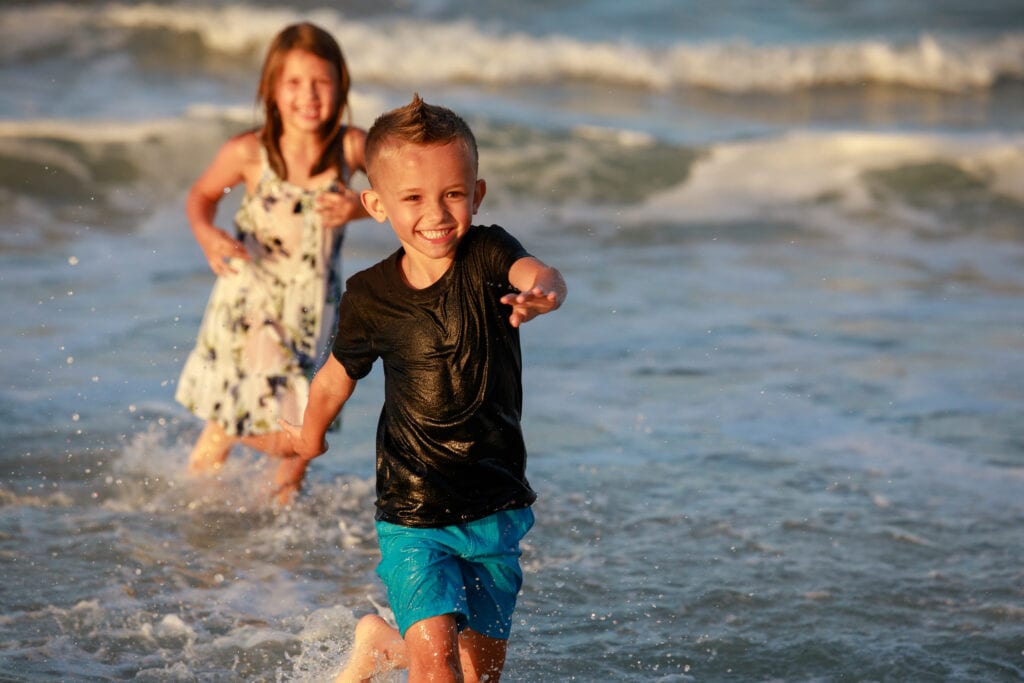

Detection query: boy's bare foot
(335, 614), (405, 683)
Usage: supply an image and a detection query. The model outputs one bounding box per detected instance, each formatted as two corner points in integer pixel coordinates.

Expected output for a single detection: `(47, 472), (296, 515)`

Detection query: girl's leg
(239, 430), (307, 504)
(188, 421), (234, 473)
(335, 614), (407, 683)
(239, 430), (294, 457)
(269, 455), (309, 505)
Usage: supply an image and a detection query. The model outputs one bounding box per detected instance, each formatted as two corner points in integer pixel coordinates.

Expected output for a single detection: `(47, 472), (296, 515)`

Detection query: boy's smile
(362, 140), (486, 288)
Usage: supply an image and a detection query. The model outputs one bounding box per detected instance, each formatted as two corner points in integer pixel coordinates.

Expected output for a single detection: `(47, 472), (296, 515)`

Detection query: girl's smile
(274, 49), (339, 134)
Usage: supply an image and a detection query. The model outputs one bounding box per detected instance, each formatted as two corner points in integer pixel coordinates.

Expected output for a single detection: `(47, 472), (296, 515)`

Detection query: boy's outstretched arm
(279, 354), (357, 459)
(501, 256), (567, 328)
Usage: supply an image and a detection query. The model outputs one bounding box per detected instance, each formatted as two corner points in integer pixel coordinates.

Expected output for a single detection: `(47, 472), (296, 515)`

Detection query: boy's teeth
(422, 230), (448, 239)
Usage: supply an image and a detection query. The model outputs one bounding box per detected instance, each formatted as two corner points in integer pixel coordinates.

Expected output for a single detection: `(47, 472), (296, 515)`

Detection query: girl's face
(273, 49), (340, 135)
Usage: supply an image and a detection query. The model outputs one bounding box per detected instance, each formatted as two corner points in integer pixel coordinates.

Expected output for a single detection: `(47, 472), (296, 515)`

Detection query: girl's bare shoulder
(217, 130), (264, 187)
(342, 126), (368, 172)
(224, 130), (263, 166)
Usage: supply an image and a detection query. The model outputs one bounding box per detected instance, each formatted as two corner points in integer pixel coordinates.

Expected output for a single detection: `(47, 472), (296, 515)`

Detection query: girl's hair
(256, 22), (351, 181)
(364, 93), (478, 185)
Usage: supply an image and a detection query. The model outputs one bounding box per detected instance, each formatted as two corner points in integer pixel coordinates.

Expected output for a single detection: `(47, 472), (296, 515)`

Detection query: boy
(280, 94), (567, 682)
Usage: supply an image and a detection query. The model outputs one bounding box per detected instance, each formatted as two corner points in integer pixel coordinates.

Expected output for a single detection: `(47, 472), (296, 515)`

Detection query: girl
(175, 23), (367, 501)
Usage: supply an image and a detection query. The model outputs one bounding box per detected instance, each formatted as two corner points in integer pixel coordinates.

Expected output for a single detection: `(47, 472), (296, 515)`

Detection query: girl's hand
(197, 226), (249, 277)
(316, 187), (364, 229)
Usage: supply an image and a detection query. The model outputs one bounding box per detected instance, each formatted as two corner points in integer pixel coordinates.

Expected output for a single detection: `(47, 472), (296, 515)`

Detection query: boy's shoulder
(465, 224), (530, 261)
(345, 249), (400, 294)
(469, 223), (509, 238)
(343, 225), (525, 296)
(462, 224), (522, 253)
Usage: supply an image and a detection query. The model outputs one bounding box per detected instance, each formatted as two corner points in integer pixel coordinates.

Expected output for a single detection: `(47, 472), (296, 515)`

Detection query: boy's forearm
(296, 356), (356, 459)
(534, 266), (567, 306)
(510, 257), (567, 306)
(296, 402), (337, 459)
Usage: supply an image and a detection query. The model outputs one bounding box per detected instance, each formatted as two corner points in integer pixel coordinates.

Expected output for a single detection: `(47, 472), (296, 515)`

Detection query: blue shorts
(374, 507), (534, 639)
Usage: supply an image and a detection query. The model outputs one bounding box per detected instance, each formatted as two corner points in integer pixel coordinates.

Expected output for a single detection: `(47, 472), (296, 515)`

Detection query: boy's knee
(405, 615), (462, 677)
(339, 614), (405, 681)
(354, 614), (389, 641)
(352, 614), (396, 655)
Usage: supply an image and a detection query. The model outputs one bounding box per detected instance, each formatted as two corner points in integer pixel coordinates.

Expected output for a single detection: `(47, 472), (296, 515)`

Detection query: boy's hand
(500, 286), (561, 328)
(277, 419), (329, 460)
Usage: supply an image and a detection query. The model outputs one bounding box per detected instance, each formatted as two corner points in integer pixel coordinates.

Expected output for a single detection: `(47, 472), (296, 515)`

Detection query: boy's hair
(257, 22), (352, 181)
(364, 94), (479, 186)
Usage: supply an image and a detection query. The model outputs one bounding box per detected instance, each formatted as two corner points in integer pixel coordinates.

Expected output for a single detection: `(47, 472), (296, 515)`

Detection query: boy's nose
(424, 199), (447, 222)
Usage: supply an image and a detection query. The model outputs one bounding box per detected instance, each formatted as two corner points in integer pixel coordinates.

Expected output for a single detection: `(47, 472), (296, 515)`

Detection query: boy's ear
(361, 189), (388, 223)
(472, 178), (487, 215)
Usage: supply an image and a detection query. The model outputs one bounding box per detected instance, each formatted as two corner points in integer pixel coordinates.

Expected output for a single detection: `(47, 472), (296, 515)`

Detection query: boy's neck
(399, 252), (453, 290)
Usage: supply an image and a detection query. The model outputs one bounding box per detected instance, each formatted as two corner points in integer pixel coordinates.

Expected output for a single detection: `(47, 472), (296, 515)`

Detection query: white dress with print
(175, 148), (346, 435)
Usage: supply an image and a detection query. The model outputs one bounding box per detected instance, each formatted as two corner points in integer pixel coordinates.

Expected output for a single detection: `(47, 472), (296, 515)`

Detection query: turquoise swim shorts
(374, 507), (534, 639)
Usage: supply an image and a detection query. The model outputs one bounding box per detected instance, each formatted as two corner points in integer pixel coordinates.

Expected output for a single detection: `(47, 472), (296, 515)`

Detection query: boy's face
(362, 140), (486, 278)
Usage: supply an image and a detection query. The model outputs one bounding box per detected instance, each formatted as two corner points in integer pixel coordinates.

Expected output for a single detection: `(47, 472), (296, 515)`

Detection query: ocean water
(2, 1), (1024, 681)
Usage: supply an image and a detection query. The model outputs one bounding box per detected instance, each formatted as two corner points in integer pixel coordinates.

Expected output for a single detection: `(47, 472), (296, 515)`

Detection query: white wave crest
(633, 131), (1024, 226)
(2, 4), (1022, 93)
(662, 34), (1024, 92)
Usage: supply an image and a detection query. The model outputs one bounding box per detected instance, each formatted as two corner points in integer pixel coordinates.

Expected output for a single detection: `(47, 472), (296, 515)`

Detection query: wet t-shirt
(332, 225), (538, 527)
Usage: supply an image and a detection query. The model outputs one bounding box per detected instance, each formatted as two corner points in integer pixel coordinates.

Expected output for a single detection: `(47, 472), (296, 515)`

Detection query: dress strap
(257, 144), (273, 174)
(339, 126), (353, 185)
(257, 135), (344, 188)
(253, 143), (280, 189)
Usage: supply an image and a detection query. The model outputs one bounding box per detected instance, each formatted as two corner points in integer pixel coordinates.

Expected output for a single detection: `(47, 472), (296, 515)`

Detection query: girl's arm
(343, 126), (368, 175)
(186, 133), (256, 276)
(316, 126), (371, 228)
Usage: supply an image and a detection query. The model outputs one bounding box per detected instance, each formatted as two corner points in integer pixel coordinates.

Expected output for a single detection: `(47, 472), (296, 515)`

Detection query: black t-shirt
(332, 225), (538, 527)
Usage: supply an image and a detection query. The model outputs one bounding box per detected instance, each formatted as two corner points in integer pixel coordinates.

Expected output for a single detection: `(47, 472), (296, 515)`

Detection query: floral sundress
(175, 147), (347, 436)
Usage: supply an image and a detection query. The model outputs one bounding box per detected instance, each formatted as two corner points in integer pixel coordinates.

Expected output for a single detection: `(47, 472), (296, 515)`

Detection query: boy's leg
(333, 615), (506, 683)
(404, 614), (462, 683)
(188, 420), (234, 473)
(459, 628), (509, 682)
(335, 614), (406, 683)
(370, 510), (530, 681)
